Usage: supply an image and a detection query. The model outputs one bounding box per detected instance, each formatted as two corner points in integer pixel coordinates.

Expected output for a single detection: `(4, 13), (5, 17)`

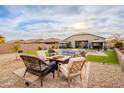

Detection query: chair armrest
(58, 62), (63, 69)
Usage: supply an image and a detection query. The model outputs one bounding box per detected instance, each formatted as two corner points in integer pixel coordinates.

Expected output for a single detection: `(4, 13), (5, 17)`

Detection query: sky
(0, 5), (124, 41)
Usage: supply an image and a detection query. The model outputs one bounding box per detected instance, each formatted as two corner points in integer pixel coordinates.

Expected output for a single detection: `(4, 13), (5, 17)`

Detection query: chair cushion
(28, 65), (48, 72)
(59, 57), (85, 78)
(49, 61), (56, 67)
(59, 64), (69, 77)
(68, 57), (85, 70)
(59, 64), (81, 78)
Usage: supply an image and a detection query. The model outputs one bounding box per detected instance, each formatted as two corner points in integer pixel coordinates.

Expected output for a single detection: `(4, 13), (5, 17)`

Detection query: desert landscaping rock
(88, 62), (124, 88)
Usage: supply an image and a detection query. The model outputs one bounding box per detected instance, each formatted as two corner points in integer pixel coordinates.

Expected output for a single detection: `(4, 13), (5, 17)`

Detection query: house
(40, 38), (62, 48)
(24, 39), (44, 44)
(0, 38), (62, 54)
(62, 32), (106, 49)
(40, 38), (62, 44)
(7, 39), (25, 44)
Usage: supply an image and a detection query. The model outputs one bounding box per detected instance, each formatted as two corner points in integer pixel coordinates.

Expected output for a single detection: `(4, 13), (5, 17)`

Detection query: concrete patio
(0, 53), (124, 88)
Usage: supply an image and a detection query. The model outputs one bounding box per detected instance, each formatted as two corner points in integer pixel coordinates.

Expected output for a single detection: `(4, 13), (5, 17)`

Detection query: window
(75, 40), (88, 48)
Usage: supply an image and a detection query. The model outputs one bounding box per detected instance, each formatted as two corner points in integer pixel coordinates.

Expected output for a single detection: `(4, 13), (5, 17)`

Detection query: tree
(111, 33), (121, 43)
(114, 42), (123, 48)
(11, 41), (21, 60)
(107, 33), (121, 48)
(0, 35), (5, 44)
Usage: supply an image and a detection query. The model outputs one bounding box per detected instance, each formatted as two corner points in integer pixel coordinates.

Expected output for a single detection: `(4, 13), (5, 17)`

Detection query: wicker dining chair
(20, 54), (56, 86)
(58, 57), (86, 87)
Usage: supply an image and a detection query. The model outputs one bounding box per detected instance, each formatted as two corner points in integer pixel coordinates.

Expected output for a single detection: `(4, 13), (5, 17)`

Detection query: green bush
(38, 46), (42, 50)
(45, 50), (49, 56)
(11, 42), (21, 52)
(114, 42), (123, 48)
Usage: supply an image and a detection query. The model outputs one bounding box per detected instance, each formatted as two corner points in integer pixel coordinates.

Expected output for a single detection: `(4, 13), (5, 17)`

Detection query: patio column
(102, 42), (105, 50)
(88, 42), (90, 49)
(72, 41), (75, 48)
(90, 42), (93, 49)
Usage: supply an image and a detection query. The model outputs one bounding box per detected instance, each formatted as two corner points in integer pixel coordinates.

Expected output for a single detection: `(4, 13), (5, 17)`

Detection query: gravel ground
(0, 53), (37, 88)
(0, 53), (124, 88)
(88, 62), (124, 88)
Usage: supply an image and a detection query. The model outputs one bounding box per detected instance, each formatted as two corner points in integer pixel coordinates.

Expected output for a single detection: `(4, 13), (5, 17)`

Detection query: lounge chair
(58, 57), (86, 87)
(80, 51), (86, 57)
(20, 54), (56, 86)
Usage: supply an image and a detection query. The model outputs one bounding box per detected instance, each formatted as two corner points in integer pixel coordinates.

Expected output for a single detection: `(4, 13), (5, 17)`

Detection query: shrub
(38, 46), (42, 50)
(51, 46), (55, 49)
(114, 42), (123, 48)
(11, 42), (21, 52)
(11, 41), (21, 60)
(0, 35), (5, 44)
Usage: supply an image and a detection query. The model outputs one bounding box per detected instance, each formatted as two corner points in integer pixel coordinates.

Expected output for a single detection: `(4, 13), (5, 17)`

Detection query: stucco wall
(115, 48), (124, 72)
(64, 34), (105, 48)
(0, 43), (59, 54)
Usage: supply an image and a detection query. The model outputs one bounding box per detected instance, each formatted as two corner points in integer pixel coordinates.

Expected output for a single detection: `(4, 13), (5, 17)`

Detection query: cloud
(0, 5), (124, 41)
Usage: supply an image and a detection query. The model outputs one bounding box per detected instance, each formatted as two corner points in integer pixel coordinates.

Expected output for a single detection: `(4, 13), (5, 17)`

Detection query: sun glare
(73, 22), (87, 29)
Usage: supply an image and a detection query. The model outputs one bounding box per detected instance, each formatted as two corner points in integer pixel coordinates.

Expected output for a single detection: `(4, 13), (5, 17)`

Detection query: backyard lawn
(86, 51), (119, 64)
(22, 51), (37, 56)
(22, 50), (119, 64)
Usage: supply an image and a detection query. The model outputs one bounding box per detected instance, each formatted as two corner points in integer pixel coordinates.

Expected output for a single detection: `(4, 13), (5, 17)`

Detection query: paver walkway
(0, 53), (124, 87)
(0, 53), (89, 88)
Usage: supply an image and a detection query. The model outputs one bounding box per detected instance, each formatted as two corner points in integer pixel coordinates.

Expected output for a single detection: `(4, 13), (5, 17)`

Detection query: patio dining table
(46, 55), (71, 70)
